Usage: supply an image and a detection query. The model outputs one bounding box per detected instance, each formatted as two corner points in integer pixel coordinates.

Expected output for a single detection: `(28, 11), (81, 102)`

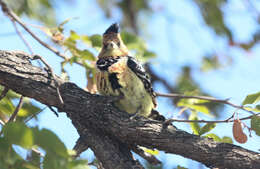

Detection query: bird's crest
(104, 23), (120, 35)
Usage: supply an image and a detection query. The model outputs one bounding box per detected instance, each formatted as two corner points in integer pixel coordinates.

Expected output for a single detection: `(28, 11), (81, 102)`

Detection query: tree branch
(0, 50), (260, 169)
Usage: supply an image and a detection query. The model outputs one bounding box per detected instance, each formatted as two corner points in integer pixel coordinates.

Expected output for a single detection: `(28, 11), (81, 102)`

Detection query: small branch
(0, 87), (9, 101)
(0, 119), (5, 126)
(31, 147), (44, 157)
(8, 96), (24, 123)
(11, 20), (34, 54)
(24, 107), (47, 123)
(165, 113), (260, 124)
(0, 0), (68, 61)
(156, 92), (254, 115)
(32, 54), (64, 104)
(48, 106), (59, 117)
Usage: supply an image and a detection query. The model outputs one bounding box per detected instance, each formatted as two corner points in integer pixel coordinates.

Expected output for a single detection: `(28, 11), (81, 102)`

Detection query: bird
(96, 23), (165, 121)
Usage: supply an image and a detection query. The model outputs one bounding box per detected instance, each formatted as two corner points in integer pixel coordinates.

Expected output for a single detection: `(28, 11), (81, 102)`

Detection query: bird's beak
(107, 41), (118, 50)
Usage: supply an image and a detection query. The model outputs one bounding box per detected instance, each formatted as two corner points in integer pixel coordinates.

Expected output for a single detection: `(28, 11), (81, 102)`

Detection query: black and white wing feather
(127, 56), (157, 107)
(96, 57), (119, 71)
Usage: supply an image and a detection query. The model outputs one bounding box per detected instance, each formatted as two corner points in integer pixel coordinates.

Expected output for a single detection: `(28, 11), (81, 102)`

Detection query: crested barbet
(96, 23), (165, 121)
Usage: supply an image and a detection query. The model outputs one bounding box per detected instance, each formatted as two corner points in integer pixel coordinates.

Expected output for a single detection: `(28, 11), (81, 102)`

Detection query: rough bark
(0, 50), (260, 169)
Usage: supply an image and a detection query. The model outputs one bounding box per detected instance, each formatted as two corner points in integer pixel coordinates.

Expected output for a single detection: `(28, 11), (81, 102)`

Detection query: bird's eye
(117, 41), (120, 47)
(103, 43), (108, 48)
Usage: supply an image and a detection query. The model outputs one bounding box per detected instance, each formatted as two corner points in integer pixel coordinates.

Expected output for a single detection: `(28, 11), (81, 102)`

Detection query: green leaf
(189, 115), (200, 135)
(177, 165), (188, 169)
(221, 136), (233, 144)
(178, 99), (211, 115)
(204, 133), (221, 142)
(18, 99), (41, 117)
(244, 105), (260, 113)
(69, 31), (81, 41)
(68, 160), (89, 169)
(3, 122), (34, 148)
(0, 97), (15, 115)
(242, 91), (260, 105)
(199, 123), (216, 136)
(251, 115), (260, 136)
(78, 49), (96, 61)
(89, 34), (102, 48)
(142, 147), (159, 156)
(34, 128), (68, 157)
(143, 50), (156, 59)
(43, 152), (66, 169)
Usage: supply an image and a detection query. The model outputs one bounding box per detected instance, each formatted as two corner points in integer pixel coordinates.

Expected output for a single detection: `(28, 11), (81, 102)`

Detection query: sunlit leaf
(79, 50), (96, 61)
(189, 114), (200, 135)
(69, 31), (81, 41)
(68, 160), (89, 169)
(34, 128), (68, 157)
(0, 97), (15, 115)
(18, 100), (41, 117)
(89, 34), (102, 48)
(142, 147), (159, 156)
(178, 99), (211, 115)
(204, 133), (221, 142)
(3, 122), (34, 148)
(201, 55), (220, 72)
(199, 123), (216, 136)
(242, 91), (260, 105)
(177, 165), (188, 169)
(43, 152), (66, 169)
(221, 136), (233, 144)
(251, 115), (260, 136)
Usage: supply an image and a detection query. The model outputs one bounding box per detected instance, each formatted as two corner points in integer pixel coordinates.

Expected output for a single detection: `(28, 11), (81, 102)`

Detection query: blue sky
(0, 0), (260, 168)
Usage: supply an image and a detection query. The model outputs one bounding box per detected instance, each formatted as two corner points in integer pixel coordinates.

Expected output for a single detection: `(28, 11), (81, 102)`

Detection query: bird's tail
(149, 109), (166, 122)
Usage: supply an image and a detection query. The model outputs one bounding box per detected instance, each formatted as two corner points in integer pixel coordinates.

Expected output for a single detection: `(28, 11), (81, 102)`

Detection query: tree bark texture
(0, 50), (260, 169)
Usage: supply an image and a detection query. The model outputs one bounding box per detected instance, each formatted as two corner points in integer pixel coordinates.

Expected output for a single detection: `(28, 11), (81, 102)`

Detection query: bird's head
(98, 23), (128, 58)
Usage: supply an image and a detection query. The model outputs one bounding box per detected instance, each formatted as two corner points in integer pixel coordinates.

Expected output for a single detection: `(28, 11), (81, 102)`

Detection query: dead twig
(48, 106), (59, 117)
(8, 96), (24, 123)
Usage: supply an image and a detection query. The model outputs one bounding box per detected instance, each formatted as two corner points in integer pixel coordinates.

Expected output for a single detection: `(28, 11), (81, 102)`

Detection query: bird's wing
(127, 56), (157, 107)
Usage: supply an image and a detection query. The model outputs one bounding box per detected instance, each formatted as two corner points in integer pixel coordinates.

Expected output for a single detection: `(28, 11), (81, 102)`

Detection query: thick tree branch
(0, 50), (260, 169)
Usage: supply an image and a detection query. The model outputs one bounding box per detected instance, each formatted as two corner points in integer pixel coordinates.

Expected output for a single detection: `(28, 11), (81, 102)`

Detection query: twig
(8, 96), (24, 123)
(48, 106), (59, 117)
(165, 113), (260, 124)
(11, 20), (34, 54)
(0, 119), (5, 126)
(0, 0), (69, 61)
(32, 54), (64, 104)
(31, 147), (44, 157)
(0, 87), (9, 101)
(24, 106), (47, 123)
(156, 92), (254, 115)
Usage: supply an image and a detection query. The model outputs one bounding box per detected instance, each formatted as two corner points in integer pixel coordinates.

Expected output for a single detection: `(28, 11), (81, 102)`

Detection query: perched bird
(96, 23), (165, 121)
